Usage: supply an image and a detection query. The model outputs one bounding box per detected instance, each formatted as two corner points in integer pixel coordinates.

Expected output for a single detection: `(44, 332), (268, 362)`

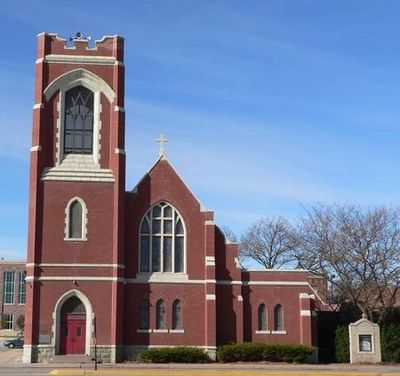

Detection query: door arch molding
(53, 289), (93, 355)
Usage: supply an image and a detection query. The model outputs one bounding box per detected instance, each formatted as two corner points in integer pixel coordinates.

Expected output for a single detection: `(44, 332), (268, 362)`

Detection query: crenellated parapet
(36, 32), (124, 60)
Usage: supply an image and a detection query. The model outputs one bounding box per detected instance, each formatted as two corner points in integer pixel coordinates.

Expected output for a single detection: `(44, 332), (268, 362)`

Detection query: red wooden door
(60, 314), (86, 354)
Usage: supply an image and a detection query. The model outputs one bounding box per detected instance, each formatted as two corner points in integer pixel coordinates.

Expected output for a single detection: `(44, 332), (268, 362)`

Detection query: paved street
(1, 345), (400, 376)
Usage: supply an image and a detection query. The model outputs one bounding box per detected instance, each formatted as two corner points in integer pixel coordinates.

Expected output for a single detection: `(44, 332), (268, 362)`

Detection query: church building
(23, 33), (321, 363)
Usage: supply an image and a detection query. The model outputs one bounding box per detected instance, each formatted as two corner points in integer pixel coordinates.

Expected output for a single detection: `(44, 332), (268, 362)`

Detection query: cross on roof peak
(156, 134), (169, 158)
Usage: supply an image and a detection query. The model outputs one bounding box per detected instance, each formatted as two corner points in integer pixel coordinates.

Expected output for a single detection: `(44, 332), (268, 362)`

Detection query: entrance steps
(52, 355), (94, 364)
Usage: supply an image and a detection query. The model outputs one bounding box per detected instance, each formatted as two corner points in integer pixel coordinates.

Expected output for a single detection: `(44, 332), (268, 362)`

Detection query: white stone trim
(205, 256), (215, 266)
(26, 263), (124, 268)
(169, 329), (185, 334)
(300, 310), (317, 317)
(247, 268), (309, 272)
(22, 344), (32, 363)
(114, 106), (125, 112)
(217, 280), (243, 285)
(299, 293), (315, 299)
(255, 330), (271, 334)
(42, 167), (115, 182)
(205, 220), (215, 225)
(133, 273), (189, 283)
(44, 68), (115, 103)
(115, 148), (126, 154)
(33, 103), (44, 109)
(64, 197), (88, 241)
(153, 329), (168, 333)
(246, 281), (309, 286)
(237, 295), (243, 301)
(43, 54), (120, 66)
(271, 330), (287, 335)
(137, 329), (152, 333)
(52, 289), (94, 356)
(30, 145), (41, 152)
(206, 294), (216, 301)
(26, 276), (124, 282)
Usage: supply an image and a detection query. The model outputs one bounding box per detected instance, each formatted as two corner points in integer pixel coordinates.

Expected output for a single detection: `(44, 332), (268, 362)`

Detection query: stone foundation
(27, 345), (56, 363)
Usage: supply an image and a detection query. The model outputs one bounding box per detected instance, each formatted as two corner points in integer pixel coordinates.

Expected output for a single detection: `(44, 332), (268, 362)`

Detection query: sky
(1, 0), (400, 260)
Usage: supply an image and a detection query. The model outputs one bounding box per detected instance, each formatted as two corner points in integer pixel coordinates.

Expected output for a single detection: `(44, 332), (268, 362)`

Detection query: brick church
(23, 33), (322, 363)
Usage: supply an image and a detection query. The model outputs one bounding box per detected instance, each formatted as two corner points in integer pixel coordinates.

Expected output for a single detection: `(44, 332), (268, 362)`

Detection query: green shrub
(381, 324), (400, 363)
(139, 347), (211, 363)
(217, 343), (315, 363)
(334, 325), (349, 363)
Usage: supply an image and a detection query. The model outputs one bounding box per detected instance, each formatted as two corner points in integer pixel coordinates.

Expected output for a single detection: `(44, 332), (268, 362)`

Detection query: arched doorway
(59, 296), (86, 355)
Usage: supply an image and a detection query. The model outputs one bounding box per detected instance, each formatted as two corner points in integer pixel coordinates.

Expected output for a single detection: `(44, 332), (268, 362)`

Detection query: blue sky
(1, 1), (400, 260)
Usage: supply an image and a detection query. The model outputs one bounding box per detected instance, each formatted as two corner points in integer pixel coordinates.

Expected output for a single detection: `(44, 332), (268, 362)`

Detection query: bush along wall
(334, 325), (350, 363)
(381, 324), (400, 363)
(139, 347), (211, 363)
(217, 343), (315, 363)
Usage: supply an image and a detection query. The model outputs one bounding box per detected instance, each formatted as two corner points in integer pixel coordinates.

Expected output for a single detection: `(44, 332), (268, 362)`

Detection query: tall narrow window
(274, 304), (283, 331)
(139, 299), (150, 329)
(139, 202), (185, 273)
(258, 304), (266, 331)
(18, 272), (26, 304)
(172, 299), (182, 330)
(69, 200), (83, 239)
(64, 86), (94, 154)
(156, 299), (165, 329)
(3, 272), (15, 304)
(65, 198), (87, 240)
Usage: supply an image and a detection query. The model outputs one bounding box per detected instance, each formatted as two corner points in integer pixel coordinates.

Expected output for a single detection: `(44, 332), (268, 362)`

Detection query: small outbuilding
(349, 314), (381, 364)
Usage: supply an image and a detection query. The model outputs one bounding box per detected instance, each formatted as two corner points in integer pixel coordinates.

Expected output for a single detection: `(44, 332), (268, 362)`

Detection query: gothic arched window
(64, 86), (94, 154)
(172, 299), (182, 330)
(156, 299), (165, 329)
(274, 304), (283, 331)
(139, 202), (185, 273)
(258, 304), (266, 331)
(65, 197), (87, 240)
(139, 299), (150, 330)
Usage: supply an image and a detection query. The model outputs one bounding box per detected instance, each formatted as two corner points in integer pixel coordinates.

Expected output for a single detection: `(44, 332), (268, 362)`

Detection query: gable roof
(130, 155), (208, 212)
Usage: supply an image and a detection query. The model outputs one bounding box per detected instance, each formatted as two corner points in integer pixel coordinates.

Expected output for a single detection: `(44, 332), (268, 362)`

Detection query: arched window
(274, 304), (283, 331)
(139, 299), (150, 329)
(156, 299), (165, 329)
(65, 197), (87, 240)
(64, 86), (94, 155)
(139, 202), (185, 273)
(258, 304), (266, 331)
(172, 299), (182, 330)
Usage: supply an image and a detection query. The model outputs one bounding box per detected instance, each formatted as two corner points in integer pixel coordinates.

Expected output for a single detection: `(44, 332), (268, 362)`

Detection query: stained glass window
(274, 304), (283, 331)
(172, 299), (182, 330)
(258, 304), (266, 331)
(139, 202), (185, 273)
(64, 86), (94, 154)
(69, 200), (83, 239)
(156, 299), (165, 329)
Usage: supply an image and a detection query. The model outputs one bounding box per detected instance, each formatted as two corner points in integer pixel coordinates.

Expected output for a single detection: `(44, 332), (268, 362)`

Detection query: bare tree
(220, 226), (238, 243)
(240, 217), (298, 269)
(295, 204), (400, 323)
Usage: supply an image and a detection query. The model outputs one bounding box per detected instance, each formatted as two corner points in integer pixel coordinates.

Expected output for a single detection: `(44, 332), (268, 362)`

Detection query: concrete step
(52, 355), (93, 364)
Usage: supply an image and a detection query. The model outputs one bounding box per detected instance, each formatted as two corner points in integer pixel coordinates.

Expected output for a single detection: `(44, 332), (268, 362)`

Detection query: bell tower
(24, 33), (125, 363)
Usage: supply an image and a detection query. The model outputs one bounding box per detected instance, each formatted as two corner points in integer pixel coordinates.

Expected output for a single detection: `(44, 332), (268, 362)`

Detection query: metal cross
(156, 134), (169, 158)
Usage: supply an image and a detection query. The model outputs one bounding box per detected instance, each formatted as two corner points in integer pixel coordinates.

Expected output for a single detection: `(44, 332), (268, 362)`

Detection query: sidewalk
(1, 350), (400, 375)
